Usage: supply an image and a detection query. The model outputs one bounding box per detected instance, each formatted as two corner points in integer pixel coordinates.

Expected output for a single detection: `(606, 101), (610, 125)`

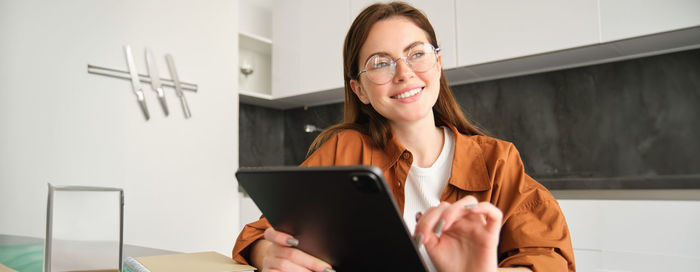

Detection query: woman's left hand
(414, 195), (503, 272)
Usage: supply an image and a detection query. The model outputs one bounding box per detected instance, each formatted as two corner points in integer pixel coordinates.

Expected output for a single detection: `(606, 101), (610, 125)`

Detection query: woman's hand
(414, 196), (503, 272)
(249, 227), (335, 272)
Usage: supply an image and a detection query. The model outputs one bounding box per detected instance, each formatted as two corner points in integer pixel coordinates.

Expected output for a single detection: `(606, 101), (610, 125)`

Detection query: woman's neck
(390, 114), (444, 168)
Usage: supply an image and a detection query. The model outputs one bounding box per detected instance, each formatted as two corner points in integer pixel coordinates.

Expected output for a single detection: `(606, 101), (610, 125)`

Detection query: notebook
(124, 251), (255, 272)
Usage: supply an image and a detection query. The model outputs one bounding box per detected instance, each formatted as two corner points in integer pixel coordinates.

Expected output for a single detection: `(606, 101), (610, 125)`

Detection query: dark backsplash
(239, 49), (700, 189)
(239, 103), (285, 167)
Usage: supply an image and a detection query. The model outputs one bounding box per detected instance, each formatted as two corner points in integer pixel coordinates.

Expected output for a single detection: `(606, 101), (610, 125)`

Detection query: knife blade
(124, 45), (150, 120)
(145, 48), (169, 116)
(165, 54), (191, 118)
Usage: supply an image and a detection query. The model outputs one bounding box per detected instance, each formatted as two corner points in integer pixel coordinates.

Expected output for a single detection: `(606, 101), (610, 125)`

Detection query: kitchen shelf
(239, 31), (272, 54)
(238, 31), (272, 100)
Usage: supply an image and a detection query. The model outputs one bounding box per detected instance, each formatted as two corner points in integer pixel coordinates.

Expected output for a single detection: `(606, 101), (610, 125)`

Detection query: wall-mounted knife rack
(87, 64), (198, 92)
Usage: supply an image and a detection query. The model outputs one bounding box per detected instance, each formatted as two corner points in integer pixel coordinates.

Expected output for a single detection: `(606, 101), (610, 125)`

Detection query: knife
(145, 48), (169, 116)
(124, 45), (150, 120)
(165, 54), (191, 118)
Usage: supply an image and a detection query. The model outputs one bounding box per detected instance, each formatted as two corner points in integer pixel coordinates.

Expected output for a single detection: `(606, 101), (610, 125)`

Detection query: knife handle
(158, 95), (169, 116)
(180, 96), (191, 118)
(138, 99), (150, 120)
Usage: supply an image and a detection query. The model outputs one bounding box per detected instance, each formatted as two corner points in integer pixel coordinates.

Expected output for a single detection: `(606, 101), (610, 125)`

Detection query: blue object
(0, 243), (43, 272)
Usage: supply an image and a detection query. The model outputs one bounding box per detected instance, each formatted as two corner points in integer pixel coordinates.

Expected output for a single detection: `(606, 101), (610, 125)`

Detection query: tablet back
(236, 166), (428, 272)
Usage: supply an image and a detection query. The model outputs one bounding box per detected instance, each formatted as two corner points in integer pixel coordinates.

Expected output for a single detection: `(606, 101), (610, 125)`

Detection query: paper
(133, 251), (255, 272)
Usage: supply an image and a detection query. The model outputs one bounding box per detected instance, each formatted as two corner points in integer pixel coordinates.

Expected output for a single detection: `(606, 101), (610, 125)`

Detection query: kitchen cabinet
(350, 0), (458, 69)
(599, 0), (700, 42)
(455, 0), (600, 66)
(258, 0), (700, 109)
(271, 0), (301, 99)
(271, 0), (350, 99)
(559, 199), (700, 271)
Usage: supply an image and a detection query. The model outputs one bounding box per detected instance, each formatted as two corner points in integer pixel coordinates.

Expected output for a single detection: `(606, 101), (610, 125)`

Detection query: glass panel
(48, 187), (121, 272)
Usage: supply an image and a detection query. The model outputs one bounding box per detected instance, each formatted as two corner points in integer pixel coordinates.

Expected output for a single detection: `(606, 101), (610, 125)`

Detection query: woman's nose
(393, 58), (415, 82)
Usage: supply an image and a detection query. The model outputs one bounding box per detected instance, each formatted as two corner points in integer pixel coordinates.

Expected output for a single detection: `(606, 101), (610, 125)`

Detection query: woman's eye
(410, 52), (425, 59)
(371, 61), (390, 69)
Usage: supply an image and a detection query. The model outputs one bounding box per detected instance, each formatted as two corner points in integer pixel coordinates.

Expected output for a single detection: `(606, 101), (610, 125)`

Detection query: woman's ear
(350, 79), (370, 104)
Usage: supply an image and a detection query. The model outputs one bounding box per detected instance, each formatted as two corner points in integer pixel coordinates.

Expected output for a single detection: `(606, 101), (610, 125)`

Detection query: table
(0, 234), (177, 272)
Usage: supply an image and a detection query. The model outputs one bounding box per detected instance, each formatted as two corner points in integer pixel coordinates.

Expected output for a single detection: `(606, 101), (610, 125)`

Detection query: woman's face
(350, 16), (442, 126)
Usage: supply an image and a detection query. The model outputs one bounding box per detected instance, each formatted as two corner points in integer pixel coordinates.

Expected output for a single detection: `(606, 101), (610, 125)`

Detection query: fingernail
(465, 204), (477, 210)
(415, 211), (422, 222)
(286, 237), (299, 247)
(414, 233), (424, 247)
(324, 268), (336, 272)
(433, 219), (445, 237)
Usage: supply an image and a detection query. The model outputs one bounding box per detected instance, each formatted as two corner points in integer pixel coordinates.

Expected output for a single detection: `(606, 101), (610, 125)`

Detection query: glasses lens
(408, 43), (437, 72)
(365, 55), (394, 84)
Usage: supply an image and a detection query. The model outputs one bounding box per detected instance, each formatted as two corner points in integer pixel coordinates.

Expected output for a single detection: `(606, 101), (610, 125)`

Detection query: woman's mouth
(392, 87), (423, 99)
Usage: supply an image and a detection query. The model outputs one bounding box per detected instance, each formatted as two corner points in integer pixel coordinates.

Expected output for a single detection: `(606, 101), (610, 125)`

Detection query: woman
(233, 2), (575, 271)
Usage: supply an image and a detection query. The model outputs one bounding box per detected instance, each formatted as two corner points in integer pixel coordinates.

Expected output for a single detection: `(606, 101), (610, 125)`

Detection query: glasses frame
(357, 42), (440, 85)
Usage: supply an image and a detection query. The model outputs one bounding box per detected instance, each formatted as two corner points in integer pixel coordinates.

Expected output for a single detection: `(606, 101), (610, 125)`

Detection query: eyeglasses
(357, 42), (440, 85)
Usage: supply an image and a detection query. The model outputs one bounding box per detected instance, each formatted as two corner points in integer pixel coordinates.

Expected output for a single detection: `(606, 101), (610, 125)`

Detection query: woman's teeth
(394, 88), (422, 99)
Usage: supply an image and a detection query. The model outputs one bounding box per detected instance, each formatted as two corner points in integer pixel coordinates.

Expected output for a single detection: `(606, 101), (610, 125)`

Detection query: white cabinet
(271, 0), (301, 99)
(455, 0), (600, 66)
(559, 199), (700, 271)
(261, 0), (700, 108)
(272, 0), (350, 98)
(350, 0), (458, 69)
(599, 0), (700, 42)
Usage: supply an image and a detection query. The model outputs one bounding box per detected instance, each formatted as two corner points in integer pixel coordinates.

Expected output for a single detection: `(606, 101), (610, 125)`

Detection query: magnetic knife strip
(88, 46), (196, 121)
(87, 64), (198, 92)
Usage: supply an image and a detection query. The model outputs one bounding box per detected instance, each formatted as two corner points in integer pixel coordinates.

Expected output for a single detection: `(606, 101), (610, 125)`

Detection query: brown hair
(307, 1), (485, 155)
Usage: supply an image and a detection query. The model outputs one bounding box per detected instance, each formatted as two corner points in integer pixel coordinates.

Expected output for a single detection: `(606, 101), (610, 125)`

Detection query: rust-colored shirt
(232, 125), (576, 271)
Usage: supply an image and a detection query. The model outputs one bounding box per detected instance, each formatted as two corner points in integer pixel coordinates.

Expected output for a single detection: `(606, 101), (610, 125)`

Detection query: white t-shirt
(403, 126), (455, 233)
(402, 126), (455, 272)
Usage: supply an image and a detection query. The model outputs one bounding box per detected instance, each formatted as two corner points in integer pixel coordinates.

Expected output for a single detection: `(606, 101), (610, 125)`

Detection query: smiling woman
(233, 2), (575, 272)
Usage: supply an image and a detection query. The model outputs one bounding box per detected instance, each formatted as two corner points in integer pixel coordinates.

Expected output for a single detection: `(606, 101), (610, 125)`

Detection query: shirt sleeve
(492, 143), (576, 271)
(231, 216), (271, 264)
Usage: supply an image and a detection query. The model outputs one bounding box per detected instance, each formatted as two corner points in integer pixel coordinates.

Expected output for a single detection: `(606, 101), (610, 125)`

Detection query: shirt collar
(445, 123), (492, 191)
(374, 122), (492, 192)
(375, 132), (406, 170)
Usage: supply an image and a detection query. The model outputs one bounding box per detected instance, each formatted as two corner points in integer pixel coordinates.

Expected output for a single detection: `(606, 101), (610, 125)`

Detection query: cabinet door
(350, 0), (458, 69)
(271, 0), (302, 98)
(272, 0), (350, 98)
(298, 0), (350, 96)
(599, 0), (700, 42)
(456, 0), (600, 66)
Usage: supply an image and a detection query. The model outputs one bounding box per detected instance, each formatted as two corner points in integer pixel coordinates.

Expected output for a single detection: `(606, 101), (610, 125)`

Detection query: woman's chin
(389, 110), (434, 125)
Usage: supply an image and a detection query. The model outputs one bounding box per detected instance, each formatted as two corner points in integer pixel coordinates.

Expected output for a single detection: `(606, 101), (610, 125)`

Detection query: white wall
(0, 0), (240, 256)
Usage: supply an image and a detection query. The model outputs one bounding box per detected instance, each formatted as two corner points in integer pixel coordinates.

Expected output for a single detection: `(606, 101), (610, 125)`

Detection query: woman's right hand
(250, 227), (335, 272)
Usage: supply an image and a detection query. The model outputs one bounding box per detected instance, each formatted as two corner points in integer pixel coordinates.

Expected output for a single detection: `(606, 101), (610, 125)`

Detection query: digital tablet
(236, 166), (428, 271)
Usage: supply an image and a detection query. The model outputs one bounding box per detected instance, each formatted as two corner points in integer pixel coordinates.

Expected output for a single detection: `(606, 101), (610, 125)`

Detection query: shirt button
(397, 182), (401, 187)
(402, 153), (410, 159)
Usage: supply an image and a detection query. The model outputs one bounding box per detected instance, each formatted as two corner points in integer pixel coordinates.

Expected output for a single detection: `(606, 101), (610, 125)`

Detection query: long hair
(307, 1), (484, 156)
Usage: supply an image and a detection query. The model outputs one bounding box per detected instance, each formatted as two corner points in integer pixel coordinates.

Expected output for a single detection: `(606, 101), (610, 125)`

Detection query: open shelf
(238, 31), (272, 100)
